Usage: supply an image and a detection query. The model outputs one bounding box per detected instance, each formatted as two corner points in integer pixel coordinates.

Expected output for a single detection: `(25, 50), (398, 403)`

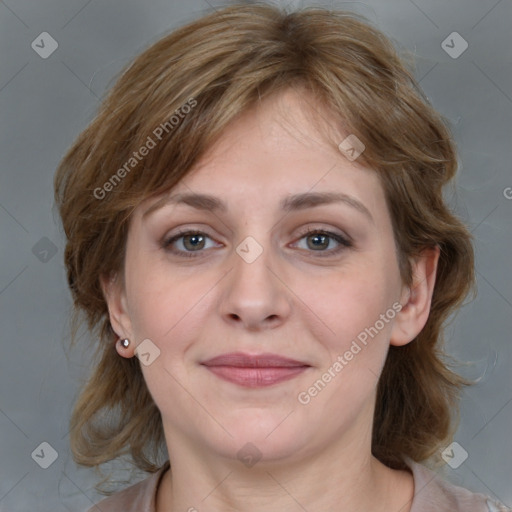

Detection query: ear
(390, 245), (440, 347)
(100, 271), (135, 358)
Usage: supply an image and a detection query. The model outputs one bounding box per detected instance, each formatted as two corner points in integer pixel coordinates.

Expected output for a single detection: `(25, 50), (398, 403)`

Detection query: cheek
(303, 281), (395, 405)
(303, 262), (393, 332)
(126, 282), (169, 340)
(125, 257), (207, 341)
(296, 265), (397, 395)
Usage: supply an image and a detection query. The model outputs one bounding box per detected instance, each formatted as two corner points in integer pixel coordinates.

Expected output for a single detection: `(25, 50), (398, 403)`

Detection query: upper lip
(201, 352), (310, 368)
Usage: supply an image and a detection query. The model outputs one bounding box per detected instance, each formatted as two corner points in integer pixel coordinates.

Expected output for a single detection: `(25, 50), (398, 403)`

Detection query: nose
(218, 236), (291, 332)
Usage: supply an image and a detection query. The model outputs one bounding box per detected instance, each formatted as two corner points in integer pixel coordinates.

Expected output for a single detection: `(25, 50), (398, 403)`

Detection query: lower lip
(203, 366), (309, 388)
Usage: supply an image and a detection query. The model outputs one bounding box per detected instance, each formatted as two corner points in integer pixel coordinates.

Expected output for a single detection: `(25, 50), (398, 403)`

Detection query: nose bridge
(231, 233), (275, 297)
(219, 231), (290, 327)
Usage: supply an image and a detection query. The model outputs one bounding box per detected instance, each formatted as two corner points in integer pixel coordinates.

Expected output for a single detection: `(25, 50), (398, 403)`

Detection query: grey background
(0, 0), (511, 510)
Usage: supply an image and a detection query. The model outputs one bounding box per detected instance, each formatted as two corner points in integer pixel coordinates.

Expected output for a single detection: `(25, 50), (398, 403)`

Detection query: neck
(156, 435), (414, 512)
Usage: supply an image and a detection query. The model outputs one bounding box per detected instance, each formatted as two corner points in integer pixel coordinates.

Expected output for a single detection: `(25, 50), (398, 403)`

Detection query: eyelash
(161, 227), (352, 259)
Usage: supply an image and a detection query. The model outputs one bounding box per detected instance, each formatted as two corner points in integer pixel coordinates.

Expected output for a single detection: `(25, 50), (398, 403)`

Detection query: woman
(53, 3), (510, 511)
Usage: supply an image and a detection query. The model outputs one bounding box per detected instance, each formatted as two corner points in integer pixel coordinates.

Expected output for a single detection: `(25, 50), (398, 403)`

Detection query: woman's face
(104, 88), (430, 466)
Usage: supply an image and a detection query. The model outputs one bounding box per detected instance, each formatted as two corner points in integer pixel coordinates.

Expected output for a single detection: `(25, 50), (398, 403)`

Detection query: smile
(204, 366), (309, 387)
(201, 352), (311, 388)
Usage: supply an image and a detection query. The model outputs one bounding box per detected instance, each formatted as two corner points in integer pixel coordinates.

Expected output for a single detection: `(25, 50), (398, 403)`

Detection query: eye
(292, 228), (352, 256)
(162, 227), (352, 259)
(162, 230), (219, 258)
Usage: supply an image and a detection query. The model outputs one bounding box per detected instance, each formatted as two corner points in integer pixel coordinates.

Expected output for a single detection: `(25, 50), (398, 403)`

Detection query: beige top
(87, 458), (510, 512)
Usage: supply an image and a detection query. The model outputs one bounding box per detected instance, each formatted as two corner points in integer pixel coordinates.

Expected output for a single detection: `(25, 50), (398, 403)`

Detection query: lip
(201, 352), (311, 388)
(201, 352), (309, 368)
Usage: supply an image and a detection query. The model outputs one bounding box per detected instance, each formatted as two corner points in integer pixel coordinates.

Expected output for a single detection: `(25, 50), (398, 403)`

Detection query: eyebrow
(142, 191), (374, 223)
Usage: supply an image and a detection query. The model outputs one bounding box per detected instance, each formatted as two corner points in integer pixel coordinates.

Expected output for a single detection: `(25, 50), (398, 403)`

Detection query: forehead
(137, 88), (385, 220)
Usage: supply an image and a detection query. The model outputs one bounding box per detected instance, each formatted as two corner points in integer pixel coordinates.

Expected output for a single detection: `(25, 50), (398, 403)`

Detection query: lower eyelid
(292, 231), (351, 253)
(163, 229), (351, 257)
(162, 231), (218, 251)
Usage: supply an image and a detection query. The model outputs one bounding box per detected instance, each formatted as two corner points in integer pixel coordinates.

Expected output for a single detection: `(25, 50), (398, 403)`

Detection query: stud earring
(120, 338), (130, 348)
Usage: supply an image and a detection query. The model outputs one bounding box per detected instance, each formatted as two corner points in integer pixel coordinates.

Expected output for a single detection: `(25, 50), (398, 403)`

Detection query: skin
(101, 87), (439, 512)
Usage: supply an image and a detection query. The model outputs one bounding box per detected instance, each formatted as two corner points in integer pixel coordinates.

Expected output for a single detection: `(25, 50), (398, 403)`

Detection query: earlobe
(115, 337), (135, 358)
(99, 272), (134, 351)
(390, 245), (440, 347)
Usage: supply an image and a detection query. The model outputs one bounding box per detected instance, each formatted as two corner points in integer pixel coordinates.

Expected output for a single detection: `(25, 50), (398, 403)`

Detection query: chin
(217, 414), (312, 462)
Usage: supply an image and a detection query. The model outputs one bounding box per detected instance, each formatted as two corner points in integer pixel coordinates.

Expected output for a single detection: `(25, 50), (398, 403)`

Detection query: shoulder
(404, 457), (510, 512)
(86, 461), (170, 512)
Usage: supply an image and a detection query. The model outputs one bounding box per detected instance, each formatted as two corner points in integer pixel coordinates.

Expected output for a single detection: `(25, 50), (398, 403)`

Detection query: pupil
(309, 234), (327, 250)
(186, 234), (204, 250)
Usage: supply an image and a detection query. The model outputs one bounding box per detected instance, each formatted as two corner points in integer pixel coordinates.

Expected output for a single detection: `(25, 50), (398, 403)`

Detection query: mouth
(201, 352), (311, 388)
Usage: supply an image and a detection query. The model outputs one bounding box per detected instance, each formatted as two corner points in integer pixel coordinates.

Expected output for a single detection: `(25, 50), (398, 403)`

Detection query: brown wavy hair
(53, 2), (476, 491)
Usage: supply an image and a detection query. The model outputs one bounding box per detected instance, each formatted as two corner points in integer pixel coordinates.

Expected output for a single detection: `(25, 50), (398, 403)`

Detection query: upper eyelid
(163, 224), (349, 241)
(163, 227), (351, 252)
